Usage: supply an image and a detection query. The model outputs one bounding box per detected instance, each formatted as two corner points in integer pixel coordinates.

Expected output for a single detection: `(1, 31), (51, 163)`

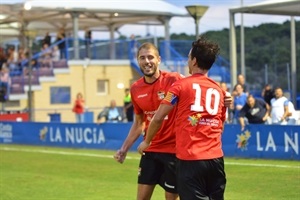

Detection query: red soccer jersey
(131, 71), (184, 153)
(162, 73), (226, 160)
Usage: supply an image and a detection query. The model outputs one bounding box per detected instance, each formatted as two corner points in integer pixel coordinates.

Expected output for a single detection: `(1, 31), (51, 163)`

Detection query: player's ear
(192, 57), (197, 66)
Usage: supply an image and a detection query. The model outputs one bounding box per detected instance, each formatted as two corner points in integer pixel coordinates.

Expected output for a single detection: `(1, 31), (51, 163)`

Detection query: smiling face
(137, 46), (160, 78)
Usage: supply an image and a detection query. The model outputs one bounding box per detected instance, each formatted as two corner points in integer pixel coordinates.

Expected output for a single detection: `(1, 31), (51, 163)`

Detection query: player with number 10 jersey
(162, 73), (226, 160)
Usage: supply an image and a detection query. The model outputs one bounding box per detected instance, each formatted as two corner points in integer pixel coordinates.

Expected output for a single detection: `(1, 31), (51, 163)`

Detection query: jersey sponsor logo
(144, 111), (156, 115)
(137, 93), (148, 98)
(188, 113), (202, 126)
(198, 118), (220, 126)
(157, 91), (165, 100)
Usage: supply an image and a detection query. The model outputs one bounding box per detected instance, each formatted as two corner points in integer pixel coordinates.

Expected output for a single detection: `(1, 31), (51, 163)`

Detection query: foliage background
(168, 20), (300, 93)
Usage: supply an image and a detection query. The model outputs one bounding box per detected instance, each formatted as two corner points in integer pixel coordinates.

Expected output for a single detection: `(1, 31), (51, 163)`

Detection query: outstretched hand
(137, 141), (150, 155)
(114, 149), (127, 163)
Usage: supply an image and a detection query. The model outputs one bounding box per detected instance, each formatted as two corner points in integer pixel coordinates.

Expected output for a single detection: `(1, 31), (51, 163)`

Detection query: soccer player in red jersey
(138, 36), (227, 200)
(114, 42), (183, 200)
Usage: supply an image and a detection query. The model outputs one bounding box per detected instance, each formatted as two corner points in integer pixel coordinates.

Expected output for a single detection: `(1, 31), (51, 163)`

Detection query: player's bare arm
(114, 113), (144, 163)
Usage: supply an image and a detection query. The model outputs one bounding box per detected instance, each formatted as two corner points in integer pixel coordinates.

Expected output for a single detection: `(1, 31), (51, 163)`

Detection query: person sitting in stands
(238, 94), (270, 131)
(40, 43), (53, 68)
(52, 46), (60, 62)
(6, 46), (19, 71)
(0, 65), (9, 102)
(97, 100), (123, 123)
(0, 65), (9, 87)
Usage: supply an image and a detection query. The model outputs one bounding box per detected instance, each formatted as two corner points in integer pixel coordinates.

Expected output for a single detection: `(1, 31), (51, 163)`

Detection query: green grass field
(0, 144), (299, 200)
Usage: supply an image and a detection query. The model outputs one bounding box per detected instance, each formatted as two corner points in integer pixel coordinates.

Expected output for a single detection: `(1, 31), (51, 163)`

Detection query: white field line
(0, 147), (139, 160)
(1, 147), (299, 169)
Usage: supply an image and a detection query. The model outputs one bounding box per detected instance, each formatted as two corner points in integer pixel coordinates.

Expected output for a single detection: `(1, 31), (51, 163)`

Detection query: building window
(50, 86), (71, 104)
(97, 80), (108, 95)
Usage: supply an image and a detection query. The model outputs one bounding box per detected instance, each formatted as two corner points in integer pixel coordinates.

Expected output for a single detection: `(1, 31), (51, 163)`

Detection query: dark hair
(190, 35), (220, 70)
(247, 94), (254, 100)
(234, 83), (244, 90)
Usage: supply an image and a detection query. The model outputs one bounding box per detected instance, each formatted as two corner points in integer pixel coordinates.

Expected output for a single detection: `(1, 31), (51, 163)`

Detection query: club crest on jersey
(157, 91), (165, 100)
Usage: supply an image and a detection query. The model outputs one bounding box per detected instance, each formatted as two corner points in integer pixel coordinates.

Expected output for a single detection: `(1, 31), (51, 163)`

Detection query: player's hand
(137, 141), (150, 155)
(224, 92), (232, 108)
(114, 149), (127, 164)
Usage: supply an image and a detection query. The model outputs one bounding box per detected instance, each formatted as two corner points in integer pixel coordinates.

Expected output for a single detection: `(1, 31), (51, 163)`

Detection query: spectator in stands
(233, 74), (249, 96)
(72, 92), (85, 123)
(0, 47), (7, 71)
(123, 88), (134, 122)
(261, 84), (275, 106)
(0, 65), (9, 87)
(52, 46), (60, 62)
(97, 99), (123, 123)
(0, 65), (9, 102)
(18, 48), (29, 68)
(6, 46), (19, 71)
(40, 43), (53, 68)
(232, 83), (248, 124)
(238, 94), (270, 130)
(282, 100), (298, 125)
(84, 28), (92, 58)
(270, 87), (289, 125)
(30, 59), (40, 69)
(43, 32), (51, 47)
(220, 81), (229, 92)
(56, 28), (66, 59)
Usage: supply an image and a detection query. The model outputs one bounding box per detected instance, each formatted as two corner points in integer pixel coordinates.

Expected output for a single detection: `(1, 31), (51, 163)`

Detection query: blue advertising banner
(0, 122), (143, 150)
(0, 122), (299, 160)
(223, 124), (299, 160)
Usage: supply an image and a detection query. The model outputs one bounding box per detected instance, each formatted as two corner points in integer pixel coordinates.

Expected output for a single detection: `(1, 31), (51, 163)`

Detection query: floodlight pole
(185, 5), (209, 40)
(25, 30), (36, 121)
(195, 17), (200, 40)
